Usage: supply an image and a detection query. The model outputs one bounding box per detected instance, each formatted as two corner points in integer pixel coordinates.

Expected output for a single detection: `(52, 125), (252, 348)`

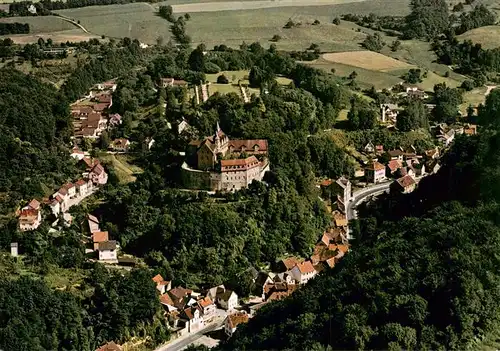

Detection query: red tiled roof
(28, 199), (40, 210)
(160, 293), (175, 307)
(76, 179), (87, 186)
(397, 175), (416, 188)
(387, 160), (403, 173)
(93, 103), (109, 111)
(198, 296), (213, 308)
(366, 161), (385, 171)
(337, 244), (349, 254)
(326, 257), (336, 268)
(183, 307), (195, 320)
(152, 274), (164, 284)
(320, 179), (333, 187)
(20, 208), (38, 218)
(221, 156), (259, 167)
(113, 138), (129, 149)
(93, 231), (109, 243)
(281, 257), (301, 270)
(92, 164), (105, 175)
(169, 287), (192, 300)
(228, 139), (268, 152)
(55, 195), (63, 203)
(63, 182), (75, 190)
(296, 261), (315, 274)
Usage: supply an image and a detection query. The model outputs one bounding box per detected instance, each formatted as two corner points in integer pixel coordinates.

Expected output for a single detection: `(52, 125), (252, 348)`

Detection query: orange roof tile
(152, 274), (164, 284)
(198, 296), (214, 308)
(227, 312), (249, 329)
(281, 257), (301, 270)
(296, 261), (315, 274)
(397, 175), (416, 188)
(160, 294), (175, 307)
(366, 161), (385, 171)
(93, 231), (109, 243)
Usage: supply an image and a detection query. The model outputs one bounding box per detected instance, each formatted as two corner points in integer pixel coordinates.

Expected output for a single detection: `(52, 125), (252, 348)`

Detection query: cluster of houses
(71, 80), (122, 140)
(362, 145), (440, 193)
(17, 155), (108, 232)
(151, 274), (248, 337)
(88, 214), (118, 263)
(184, 123), (270, 191)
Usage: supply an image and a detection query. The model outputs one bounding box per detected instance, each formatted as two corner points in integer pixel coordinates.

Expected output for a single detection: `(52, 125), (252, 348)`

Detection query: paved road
(155, 321), (223, 351)
(346, 182), (392, 220)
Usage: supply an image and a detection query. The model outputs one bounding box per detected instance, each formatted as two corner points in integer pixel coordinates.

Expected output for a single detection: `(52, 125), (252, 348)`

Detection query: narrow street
(155, 321), (223, 351)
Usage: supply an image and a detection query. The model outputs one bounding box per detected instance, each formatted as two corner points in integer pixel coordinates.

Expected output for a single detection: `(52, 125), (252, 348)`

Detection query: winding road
(346, 181), (392, 220)
(155, 320), (223, 351)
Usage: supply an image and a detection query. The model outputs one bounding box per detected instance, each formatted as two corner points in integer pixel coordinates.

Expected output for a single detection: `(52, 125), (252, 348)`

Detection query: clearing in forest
(322, 51), (414, 72)
(457, 25), (500, 50)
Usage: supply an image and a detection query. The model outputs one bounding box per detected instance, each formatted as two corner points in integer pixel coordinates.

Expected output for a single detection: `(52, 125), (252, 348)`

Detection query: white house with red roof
(224, 311), (249, 337)
(18, 208), (42, 231)
(90, 164), (108, 185)
(290, 260), (317, 284)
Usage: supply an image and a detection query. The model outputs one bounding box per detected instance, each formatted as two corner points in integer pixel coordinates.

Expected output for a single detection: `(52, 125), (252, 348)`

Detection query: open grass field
(460, 86), (488, 114)
(307, 57), (403, 90)
(0, 15), (75, 33)
(457, 25), (500, 49)
(55, 3), (173, 43)
(99, 154), (143, 183)
(322, 51), (413, 71)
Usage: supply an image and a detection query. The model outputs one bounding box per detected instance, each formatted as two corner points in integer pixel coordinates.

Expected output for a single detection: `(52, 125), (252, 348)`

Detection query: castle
(184, 124), (270, 191)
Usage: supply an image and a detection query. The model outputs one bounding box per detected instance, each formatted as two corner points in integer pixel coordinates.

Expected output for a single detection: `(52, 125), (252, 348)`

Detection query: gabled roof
(366, 161), (385, 171)
(88, 214), (99, 224)
(152, 274), (164, 284)
(387, 149), (404, 157)
(281, 257), (301, 271)
(320, 179), (333, 187)
(396, 175), (416, 188)
(19, 208), (38, 218)
(217, 289), (236, 302)
(93, 231), (109, 243)
(387, 159), (403, 173)
(160, 293), (176, 307)
(27, 199), (40, 210)
(91, 164), (105, 175)
(96, 341), (122, 351)
(57, 187), (68, 196)
(98, 240), (117, 251)
(76, 179), (87, 186)
(336, 176), (349, 188)
(295, 261), (315, 274)
(197, 296), (214, 308)
(113, 138), (130, 149)
(169, 287), (192, 300)
(326, 257), (336, 268)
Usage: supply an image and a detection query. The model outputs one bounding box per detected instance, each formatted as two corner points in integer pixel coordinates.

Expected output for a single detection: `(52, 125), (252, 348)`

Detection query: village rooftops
(387, 159), (403, 173)
(19, 208), (38, 220)
(366, 161), (385, 171)
(281, 256), (302, 271)
(27, 199), (40, 210)
(228, 139), (268, 153)
(92, 164), (106, 175)
(169, 287), (193, 300)
(93, 231), (109, 243)
(296, 261), (315, 274)
(336, 176), (349, 188)
(387, 149), (404, 158)
(227, 311), (249, 329)
(220, 156), (259, 169)
(319, 179), (333, 187)
(160, 293), (176, 307)
(112, 138), (130, 149)
(76, 179), (87, 186)
(397, 175), (416, 188)
(197, 296), (214, 308)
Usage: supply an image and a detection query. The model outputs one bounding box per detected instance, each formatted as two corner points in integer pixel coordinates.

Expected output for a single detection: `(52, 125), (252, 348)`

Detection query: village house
(219, 156), (263, 191)
(152, 274), (172, 294)
(70, 148), (85, 160)
(364, 142), (375, 153)
(278, 256), (302, 273)
(224, 311), (249, 337)
(94, 80), (117, 92)
(217, 289), (238, 311)
(464, 124), (477, 136)
(111, 138), (130, 152)
(387, 159), (403, 176)
(393, 175), (417, 194)
(92, 231), (109, 251)
(76, 179), (93, 198)
(365, 161), (387, 183)
(380, 103), (400, 123)
(439, 129), (455, 146)
(160, 293), (178, 313)
(425, 147), (440, 160)
(375, 145), (384, 154)
(426, 160), (441, 174)
(98, 240), (118, 262)
(387, 149), (405, 161)
(197, 296), (216, 317)
(108, 113), (122, 127)
(18, 208), (42, 231)
(90, 164), (108, 185)
(265, 282), (298, 302)
(181, 307), (204, 333)
(290, 261), (317, 284)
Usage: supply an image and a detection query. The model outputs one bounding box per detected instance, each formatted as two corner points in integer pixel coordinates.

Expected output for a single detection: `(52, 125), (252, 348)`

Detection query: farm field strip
(322, 51), (414, 71)
(171, 0), (367, 13)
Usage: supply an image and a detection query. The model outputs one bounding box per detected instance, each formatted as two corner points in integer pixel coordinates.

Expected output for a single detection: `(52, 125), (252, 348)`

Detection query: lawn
(99, 154), (143, 183)
(460, 86), (488, 114)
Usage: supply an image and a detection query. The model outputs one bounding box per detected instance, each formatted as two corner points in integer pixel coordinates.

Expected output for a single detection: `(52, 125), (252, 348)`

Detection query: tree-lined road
(346, 181), (392, 220)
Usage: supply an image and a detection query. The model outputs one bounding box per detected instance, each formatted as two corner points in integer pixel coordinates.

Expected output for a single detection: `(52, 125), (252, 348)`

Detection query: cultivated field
(322, 51), (413, 71)
(457, 25), (500, 49)
(2, 30), (98, 44)
(171, 0), (367, 13)
(307, 56), (403, 90)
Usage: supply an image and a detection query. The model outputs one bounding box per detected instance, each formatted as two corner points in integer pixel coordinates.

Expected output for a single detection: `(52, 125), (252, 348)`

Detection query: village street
(155, 318), (224, 351)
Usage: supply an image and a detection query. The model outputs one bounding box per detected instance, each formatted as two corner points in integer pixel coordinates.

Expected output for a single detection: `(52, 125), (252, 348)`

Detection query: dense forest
(0, 22), (29, 35)
(0, 69), (76, 217)
(219, 90), (500, 350)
